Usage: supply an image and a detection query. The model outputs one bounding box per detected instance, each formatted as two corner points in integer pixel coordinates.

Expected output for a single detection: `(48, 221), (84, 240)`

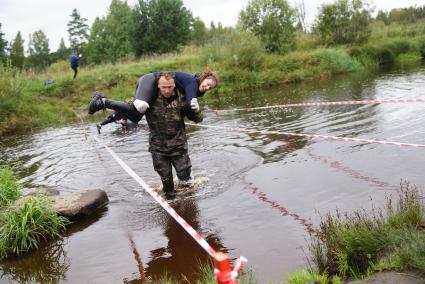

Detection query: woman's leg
(134, 73), (158, 105)
(105, 99), (144, 123)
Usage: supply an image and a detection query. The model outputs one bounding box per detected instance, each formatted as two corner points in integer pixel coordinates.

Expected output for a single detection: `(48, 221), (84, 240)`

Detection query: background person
(69, 52), (79, 80)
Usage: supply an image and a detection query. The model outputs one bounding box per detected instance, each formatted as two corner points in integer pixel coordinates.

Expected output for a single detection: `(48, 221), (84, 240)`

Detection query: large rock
(52, 189), (109, 220)
(347, 271), (425, 284)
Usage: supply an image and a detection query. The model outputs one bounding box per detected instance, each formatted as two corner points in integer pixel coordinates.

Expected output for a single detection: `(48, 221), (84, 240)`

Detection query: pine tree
(0, 23), (8, 63)
(9, 32), (25, 69)
(67, 8), (89, 52)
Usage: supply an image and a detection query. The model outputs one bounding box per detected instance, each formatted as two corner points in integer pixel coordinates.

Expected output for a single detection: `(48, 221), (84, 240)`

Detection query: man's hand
(190, 98), (200, 112)
(133, 99), (149, 113)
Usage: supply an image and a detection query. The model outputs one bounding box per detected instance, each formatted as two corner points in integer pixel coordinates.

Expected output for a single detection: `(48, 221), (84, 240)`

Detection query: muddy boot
(96, 124), (102, 134)
(88, 92), (107, 115)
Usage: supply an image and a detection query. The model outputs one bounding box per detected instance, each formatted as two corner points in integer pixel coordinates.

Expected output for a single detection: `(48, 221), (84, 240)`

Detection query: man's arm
(185, 104), (203, 123)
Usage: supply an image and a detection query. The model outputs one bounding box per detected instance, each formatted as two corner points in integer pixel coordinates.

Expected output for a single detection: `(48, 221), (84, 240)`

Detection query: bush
(45, 60), (69, 74)
(200, 30), (266, 71)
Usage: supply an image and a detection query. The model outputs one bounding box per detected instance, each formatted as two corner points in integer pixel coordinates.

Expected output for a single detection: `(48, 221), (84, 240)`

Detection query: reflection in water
(125, 197), (226, 283)
(240, 176), (317, 236)
(305, 148), (399, 191)
(127, 232), (146, 282)
(0, 240), (69, 284)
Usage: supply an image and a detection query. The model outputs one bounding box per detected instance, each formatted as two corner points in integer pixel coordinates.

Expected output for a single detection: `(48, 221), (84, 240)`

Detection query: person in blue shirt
(88, 70), (218, 122)
(69, 52), (79, 80)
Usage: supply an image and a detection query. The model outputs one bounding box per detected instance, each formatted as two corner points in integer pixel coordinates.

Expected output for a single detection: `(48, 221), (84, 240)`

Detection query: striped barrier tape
(92, 135), (246, 283)
(212, 98), (425, 113)
(186, 123), (425, 149)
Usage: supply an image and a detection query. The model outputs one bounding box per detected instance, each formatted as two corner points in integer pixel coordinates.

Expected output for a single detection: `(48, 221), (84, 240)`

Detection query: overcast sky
(0, 0), (424, 51)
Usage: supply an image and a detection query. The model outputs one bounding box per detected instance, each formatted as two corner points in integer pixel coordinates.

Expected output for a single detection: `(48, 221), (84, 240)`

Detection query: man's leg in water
(151, 152), (175, 195)
(171, 151), (192, 186)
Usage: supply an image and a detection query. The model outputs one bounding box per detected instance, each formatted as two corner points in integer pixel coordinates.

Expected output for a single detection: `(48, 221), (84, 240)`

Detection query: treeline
(0, 0), (425, 72)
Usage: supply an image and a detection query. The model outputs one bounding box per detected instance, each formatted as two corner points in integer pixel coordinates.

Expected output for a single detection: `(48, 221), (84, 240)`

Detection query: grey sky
(0, 0), (423, 51)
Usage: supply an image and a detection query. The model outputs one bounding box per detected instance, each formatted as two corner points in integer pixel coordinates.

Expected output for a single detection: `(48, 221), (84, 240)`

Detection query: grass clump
(306, 182), (425, 282)
(0, 166), (21, 207)
(286, 269), (343, 284)
(0, 166), (69, 259)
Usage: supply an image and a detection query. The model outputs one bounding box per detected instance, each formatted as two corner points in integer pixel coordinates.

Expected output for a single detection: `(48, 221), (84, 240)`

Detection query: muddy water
(1, 67), (425, 283)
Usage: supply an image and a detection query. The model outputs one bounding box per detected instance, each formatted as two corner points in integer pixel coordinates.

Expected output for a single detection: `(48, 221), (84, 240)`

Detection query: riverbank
(287, 182), (425, 283)
(1, 21), (425, 136)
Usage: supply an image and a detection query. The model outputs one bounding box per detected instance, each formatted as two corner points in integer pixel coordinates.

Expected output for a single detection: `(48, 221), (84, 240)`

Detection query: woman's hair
(198, 69), (219, 86)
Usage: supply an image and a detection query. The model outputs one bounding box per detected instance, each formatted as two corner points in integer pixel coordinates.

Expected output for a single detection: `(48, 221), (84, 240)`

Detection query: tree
(376, 10), (390, 25)
(294, 0), (307, 32)
(239, 0), (296, 53)
(314, 0), (372, 46)
(104, 0), (133, 59)
(67, 8), (89, 52)
(131, 0), (149, 57)
(56, 38), (69, 60)
(0, 23), (8, 64)
(86, 0), (133, 63)
(190, 17), (208, 45)
(86, 17), (109, 64)
(27, 30), (50, 70)
(9, 32), (25, 69)
(132, 0), (193, 55)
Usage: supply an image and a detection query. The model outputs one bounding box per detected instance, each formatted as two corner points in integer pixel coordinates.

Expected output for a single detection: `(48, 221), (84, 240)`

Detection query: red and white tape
(213, 98), (425, 112)
(93, 136), (217, 257)
(187, 123), (425, 149)
(92, 136), (246, 283)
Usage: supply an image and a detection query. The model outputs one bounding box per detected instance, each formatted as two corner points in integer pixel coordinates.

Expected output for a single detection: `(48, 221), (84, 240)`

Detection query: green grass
(0, 166), (21, 207)
(305, 182), (425, 281)
(0, 166), (69, 259)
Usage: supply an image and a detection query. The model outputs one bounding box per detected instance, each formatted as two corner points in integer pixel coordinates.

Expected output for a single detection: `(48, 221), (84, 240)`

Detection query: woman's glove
(133, 99), (149, 113)
(190, 98), (200, 112)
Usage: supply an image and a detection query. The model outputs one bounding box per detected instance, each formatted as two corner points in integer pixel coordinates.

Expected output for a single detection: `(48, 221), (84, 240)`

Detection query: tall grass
(306, 182), (425, 281)
(0, 166), (69, 259)
(0, 166), (21, 207)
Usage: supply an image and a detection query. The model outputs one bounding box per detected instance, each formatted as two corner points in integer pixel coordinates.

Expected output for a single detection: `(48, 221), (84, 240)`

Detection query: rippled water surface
(1, 67), (425, 283)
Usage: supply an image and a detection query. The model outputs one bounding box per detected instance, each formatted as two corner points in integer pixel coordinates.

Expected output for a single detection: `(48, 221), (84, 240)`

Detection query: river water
(1, 67), (425, 283)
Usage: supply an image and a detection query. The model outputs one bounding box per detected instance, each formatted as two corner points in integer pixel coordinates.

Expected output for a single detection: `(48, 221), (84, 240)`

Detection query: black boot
(96, 124), (102, 134)
(88, 92), (107, 115)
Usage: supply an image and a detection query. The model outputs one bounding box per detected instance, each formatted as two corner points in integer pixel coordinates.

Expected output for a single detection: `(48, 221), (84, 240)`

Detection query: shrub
(200, 30), (266, 71)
